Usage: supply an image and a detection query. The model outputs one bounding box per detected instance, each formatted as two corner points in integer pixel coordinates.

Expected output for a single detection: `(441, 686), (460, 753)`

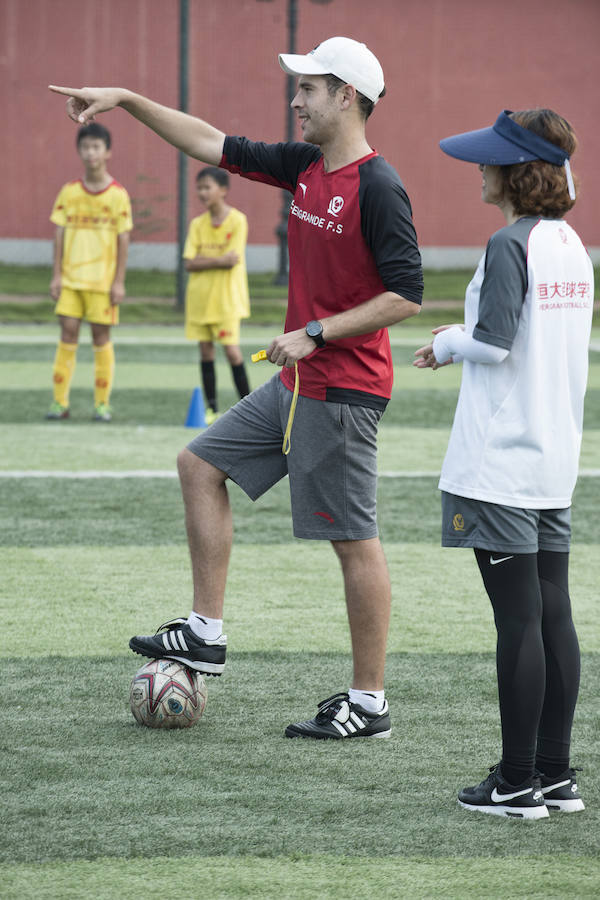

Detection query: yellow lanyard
(281, 362), (299, 456)
(252, 351), (299, 455)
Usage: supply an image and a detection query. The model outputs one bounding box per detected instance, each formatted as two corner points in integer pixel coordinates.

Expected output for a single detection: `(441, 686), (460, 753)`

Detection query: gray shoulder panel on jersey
(473, 217), (538, 351)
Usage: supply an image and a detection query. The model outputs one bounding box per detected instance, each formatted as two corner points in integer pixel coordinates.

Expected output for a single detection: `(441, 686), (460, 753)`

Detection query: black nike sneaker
(129, 617), (226, 676)
(539, 767), (585, 813)
(285, 692), (391, 739)
(458, 764), (549, 819)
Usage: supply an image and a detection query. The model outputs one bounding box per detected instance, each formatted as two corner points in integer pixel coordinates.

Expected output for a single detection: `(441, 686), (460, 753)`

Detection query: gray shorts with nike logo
(441, 491), (571, 554)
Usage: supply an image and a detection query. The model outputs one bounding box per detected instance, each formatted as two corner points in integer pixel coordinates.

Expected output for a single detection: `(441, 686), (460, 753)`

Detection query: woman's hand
(413, 341), (439, 368)
(413, 324), (464, 369)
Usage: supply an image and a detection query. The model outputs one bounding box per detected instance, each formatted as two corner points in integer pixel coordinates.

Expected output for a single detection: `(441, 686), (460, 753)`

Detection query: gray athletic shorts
(441, 491), (571, 554)
(186, 374), (383, 541)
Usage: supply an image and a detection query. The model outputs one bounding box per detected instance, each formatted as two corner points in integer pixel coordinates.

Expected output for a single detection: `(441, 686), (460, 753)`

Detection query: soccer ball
(129, 658), (208, 729)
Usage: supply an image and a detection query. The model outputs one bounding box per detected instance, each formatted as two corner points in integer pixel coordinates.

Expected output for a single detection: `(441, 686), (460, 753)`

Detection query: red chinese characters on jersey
(537, 280), (591, 310)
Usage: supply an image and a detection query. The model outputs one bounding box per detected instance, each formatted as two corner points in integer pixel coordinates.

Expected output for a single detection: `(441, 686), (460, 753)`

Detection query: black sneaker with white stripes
(458, 764), (549, 819)
(285, 692), (391, 740)
(539, 767), (585, 813)
(129, 617), (226, 676)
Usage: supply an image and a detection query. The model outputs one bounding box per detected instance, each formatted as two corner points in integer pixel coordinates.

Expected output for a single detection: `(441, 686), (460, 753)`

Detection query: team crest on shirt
(327, 195), (344, 217)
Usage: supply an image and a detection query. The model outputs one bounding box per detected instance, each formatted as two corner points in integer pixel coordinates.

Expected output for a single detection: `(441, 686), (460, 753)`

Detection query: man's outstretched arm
(48, 86), (225, 165)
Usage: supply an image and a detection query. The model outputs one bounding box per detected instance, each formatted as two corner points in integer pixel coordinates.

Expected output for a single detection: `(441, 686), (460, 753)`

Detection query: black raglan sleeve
(358, 156), (424, 305)
(473, 220), (531, 350)
(221, 136), (321, 193)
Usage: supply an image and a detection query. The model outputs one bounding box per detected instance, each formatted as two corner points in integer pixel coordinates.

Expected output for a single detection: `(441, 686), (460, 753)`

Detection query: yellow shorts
(185, 318), (241, 345)
(55, 287), (119, 326)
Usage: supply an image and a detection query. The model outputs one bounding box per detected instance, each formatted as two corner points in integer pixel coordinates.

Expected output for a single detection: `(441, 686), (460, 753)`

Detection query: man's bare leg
(177, 448), (232, 617)
(129, 449), (230, 670)
(331, 537), (391, 690)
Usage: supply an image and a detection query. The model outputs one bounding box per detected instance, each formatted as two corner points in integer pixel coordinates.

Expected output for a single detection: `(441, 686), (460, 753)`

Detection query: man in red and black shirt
(51, 36), (423, 739)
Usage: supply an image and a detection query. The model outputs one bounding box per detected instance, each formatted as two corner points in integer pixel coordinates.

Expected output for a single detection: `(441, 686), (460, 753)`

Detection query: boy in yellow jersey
(47, 122), (132, 421)
(183, 167), (250, 423)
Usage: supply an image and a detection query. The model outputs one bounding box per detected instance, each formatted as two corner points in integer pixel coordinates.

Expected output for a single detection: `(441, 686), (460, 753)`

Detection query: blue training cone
(185, 387), (206, 428)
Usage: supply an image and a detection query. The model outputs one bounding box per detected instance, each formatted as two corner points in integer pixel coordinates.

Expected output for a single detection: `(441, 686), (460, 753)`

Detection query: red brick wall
(2, 0), (599, 248)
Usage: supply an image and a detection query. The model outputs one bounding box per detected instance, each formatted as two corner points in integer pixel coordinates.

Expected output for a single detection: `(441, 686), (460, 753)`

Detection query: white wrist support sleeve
(433, 326), (509, 365)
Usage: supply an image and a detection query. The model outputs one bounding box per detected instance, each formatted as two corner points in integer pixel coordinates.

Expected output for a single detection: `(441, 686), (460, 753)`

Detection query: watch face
(306, 320), (325, 346)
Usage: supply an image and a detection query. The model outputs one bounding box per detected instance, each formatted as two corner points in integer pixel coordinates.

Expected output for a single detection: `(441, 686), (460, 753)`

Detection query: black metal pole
(273, 0), (297, 286)
(176, 0), (189, 309)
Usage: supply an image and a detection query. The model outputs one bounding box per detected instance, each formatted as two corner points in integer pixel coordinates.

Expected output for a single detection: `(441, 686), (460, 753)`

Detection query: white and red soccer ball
(129, 658), (208, 729)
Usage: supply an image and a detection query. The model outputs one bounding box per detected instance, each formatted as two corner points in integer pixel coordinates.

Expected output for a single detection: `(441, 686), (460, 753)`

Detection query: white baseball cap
(278, 36), (384, 104)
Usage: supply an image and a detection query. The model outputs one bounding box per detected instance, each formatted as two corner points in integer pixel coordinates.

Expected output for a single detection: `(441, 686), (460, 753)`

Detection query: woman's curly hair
(500, 109), (578, 218)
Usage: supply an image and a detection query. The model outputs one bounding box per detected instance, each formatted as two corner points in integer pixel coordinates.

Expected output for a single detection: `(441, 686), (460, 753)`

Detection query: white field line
(2, 335), (444, 347)
(2, 335), (190, 345)
(0, 469), (179, 478)
(3, 338), (599, 353)
(1, 469), (600, 479)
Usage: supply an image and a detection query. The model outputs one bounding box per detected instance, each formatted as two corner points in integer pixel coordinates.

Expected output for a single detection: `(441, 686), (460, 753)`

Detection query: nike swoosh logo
(541, 778), (571, 794)
(490, 786), (533, 803)
(490, 555), (514, 565)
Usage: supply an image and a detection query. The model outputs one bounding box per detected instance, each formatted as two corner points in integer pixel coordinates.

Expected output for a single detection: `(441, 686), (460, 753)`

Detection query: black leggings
(474, 548), (580, 781)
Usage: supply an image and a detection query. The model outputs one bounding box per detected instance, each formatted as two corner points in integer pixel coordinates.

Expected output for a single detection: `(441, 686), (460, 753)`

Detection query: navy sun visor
(440, 110), (568, 165)
(439, 110), (575, 198)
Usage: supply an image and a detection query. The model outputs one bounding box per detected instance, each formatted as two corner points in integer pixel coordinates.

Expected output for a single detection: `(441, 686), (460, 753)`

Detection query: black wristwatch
(305, 320), (326, 348)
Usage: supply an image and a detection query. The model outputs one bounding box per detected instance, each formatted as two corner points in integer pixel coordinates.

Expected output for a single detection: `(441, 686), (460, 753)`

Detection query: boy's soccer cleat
(458, 764), (549, 819)
(45, 402), (70, 420)
(285, 692), (391, 740)
(94, 403), (112, 422)
(539, 767), (585, 813)
(204, 408), (220, 425)
(129, 617), (227, 676)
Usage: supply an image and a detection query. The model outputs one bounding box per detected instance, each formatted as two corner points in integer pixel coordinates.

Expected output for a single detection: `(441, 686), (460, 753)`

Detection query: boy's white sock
(187, 611), (223, 641)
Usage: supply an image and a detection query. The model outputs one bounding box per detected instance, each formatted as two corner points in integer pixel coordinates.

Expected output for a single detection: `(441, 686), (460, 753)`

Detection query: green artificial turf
(2, 322), (599, 898)
(1, 262), (599, 301)
(1, 542), (598, 657)
(0, 262), (474, 301)
(2, 468), (600, 548)
(3, 855), (600, 900)
(2, 653), (599, 869)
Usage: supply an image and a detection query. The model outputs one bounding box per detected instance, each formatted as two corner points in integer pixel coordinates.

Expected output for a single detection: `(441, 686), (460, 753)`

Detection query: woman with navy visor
(415, 109), (594, 819)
